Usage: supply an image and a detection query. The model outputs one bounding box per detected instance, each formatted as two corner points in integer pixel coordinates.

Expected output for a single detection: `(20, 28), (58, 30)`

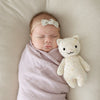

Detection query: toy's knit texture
(57, 35), (90, 88)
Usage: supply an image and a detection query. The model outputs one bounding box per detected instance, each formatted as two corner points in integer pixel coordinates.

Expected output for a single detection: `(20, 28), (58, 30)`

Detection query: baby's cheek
(52, 39), (58, 48)
(32, 39), (43, 48)
(36, 41), (43, 46)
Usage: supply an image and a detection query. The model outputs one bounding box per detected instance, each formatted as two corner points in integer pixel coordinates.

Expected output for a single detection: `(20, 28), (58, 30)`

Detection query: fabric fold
(17, 41), (69, 100)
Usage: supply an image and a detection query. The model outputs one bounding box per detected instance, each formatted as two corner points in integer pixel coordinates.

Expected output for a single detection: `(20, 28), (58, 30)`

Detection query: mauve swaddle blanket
(17, 41), (69, 100)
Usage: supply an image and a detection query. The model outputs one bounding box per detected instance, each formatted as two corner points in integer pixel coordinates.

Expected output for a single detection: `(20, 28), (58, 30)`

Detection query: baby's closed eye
(51, 35), (58, 38)
(36, 35), (45, 38)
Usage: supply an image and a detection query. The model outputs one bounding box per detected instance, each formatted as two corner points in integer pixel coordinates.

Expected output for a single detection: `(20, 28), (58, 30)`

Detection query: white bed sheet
(0, 0), (100, 100)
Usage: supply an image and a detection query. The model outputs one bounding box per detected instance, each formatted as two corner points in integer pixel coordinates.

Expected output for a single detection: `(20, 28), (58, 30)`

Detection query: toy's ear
(57, 39), (62, 46)
(73, 35), (79, 40)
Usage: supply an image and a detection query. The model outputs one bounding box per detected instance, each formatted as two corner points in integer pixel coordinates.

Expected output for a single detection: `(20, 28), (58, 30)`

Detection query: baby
(17, 12), (69, 100)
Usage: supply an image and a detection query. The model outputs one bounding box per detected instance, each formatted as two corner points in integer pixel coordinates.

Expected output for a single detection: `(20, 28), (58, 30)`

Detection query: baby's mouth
(45, 45), (52, 48)
(67, 51), (74, 54)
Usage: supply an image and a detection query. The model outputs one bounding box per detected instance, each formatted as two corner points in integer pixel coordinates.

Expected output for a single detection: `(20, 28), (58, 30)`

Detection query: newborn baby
(17, 12), (69, 100)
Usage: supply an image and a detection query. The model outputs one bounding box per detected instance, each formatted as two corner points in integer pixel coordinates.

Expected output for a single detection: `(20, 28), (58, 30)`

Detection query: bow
(41, 19), (59, 28)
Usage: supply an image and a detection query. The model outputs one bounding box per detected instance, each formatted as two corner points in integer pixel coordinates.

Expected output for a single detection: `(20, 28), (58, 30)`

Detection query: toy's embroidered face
(57, 35), (80, 57)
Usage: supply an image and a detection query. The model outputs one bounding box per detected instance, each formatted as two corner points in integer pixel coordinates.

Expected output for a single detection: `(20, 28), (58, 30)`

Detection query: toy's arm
(79, 56), (90, 72)
(57, 58), (65, 76)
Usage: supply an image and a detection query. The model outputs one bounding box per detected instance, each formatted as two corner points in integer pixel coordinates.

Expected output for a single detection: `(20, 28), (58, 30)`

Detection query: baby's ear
(57, 39), (62, 46)
(73, 35), (79, 40)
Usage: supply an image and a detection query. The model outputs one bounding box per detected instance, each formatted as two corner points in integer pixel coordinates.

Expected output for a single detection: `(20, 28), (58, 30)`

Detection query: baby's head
(29, 12), (60, 52)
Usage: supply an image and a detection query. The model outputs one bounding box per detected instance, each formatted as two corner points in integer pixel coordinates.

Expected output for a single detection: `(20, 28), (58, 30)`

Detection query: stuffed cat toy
(57, 35), (90, 88)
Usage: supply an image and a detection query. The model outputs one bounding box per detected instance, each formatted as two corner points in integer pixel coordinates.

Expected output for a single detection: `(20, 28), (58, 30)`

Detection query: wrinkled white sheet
(0, 0), (100, 100)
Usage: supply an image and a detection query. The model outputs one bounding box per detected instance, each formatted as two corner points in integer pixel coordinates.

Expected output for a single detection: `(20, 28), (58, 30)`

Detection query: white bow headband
(41, 19), (59, 28)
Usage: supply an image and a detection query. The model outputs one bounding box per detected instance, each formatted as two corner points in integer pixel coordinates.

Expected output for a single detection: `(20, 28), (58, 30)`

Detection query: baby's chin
(33, 44), (57, 52)
(42, 46), (57, 52)
(43, 48), (53, 52)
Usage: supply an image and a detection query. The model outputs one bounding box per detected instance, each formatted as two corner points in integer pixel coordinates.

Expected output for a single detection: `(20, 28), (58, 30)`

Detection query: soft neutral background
(0, 0), (100, 100)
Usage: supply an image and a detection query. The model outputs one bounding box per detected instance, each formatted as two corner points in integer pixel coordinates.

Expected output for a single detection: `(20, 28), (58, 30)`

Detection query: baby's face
(30, 25), (60, 52)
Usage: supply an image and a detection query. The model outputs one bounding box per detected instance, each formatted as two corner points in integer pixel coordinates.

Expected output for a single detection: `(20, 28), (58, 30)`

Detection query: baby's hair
(29, 11), (60, 33)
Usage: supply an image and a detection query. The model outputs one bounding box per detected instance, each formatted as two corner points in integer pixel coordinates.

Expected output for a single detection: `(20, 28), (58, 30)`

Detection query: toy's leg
(65, 78), (77, 88)
(77, 76), (85, 87)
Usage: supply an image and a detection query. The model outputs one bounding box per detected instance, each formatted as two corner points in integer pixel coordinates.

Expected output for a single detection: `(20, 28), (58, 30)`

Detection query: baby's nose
(45, 37), (52, 43)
